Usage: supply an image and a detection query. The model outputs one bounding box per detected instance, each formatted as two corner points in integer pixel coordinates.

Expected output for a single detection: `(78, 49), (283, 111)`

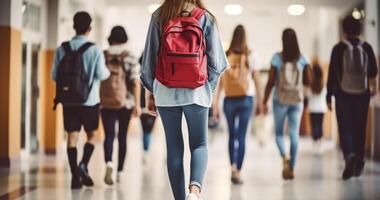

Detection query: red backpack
(156, 8), (207, 88)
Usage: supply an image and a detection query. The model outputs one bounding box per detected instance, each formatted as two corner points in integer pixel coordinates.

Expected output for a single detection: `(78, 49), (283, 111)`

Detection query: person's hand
(255, 104), (263, 115)
(212, 104), (220, 119)
(145, 95), (157, 117)
(327, 102), (332, 111)
(132, 106), (142, 117)
(262, 104), (269, 115)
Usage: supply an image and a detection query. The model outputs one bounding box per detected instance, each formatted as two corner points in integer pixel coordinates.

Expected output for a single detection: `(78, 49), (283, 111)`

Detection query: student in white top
(213, 25), (262, 185)
(308, 61), (327, 153)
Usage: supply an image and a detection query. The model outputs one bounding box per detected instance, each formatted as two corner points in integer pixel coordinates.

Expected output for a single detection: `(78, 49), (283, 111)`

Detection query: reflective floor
(1, 118), (380, 200)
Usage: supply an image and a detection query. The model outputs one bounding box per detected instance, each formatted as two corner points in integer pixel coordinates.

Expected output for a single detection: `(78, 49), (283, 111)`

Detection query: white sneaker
(117, 172), (124, 183)
(186, 193), (199, 200)
(143, 152), (149, 165)
(104, 162), (114, 185)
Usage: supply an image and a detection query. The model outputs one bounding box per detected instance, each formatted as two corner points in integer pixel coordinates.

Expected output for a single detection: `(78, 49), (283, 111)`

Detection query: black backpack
(53, 42), (94, 110)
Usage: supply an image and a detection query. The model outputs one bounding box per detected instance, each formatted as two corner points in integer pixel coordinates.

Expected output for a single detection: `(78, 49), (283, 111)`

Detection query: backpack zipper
(167, 52), (199, 57)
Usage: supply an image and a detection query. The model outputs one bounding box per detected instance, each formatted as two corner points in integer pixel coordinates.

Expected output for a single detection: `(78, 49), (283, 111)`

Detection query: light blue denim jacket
(140, 9), (228, 108)
(51, 36), (110, 106)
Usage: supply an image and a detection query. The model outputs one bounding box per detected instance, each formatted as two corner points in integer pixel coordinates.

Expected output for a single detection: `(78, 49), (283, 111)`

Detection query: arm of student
(95, 48), (110, 81)
(262, 66), (276, 114)
(133, 80), (142, 117)
(366, 43), (379, 95)
(140, 15), (160, 93)
(326, 47), (338, 110)
(213, 77), (224, 119)
(205, 15), (228, 94)
(252, 70), (263, 114)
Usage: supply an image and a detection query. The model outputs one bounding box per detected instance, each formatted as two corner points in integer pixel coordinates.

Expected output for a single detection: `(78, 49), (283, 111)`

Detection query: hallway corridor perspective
(1, 118), (380, 200)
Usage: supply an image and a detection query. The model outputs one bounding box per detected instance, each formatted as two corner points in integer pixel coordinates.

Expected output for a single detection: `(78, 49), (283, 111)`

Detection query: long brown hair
(227, 25), (250, 56)
(310, 62), (324, 94)
(158, 0), (211, 25)
(282, 28), (301, 62)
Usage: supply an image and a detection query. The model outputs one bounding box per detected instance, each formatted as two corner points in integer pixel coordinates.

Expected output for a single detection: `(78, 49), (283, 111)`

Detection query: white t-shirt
(246, 51), (260, 97)
(308, 87), (327, 113)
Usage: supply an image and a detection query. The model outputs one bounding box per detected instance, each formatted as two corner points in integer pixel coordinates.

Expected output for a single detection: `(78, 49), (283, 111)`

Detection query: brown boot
(282, 157), (294, 180)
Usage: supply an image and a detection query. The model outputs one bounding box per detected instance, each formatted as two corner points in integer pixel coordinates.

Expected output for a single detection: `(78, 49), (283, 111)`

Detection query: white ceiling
(106, 0), (363, 8)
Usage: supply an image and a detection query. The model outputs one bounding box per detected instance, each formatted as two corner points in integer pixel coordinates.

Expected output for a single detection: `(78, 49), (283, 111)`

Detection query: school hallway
(1, 116), (380, 200)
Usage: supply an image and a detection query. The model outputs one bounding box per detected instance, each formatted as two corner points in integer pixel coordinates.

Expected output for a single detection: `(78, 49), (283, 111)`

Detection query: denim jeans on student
(140, 114), (156, 152)
(335, 93), (370, 162)
(223, 96), (254, 170)
(272, 100), (303, 168)
(158, 104), (208, 200)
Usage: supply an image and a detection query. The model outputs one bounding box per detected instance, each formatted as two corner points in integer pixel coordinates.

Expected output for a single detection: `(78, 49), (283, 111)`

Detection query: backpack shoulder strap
(62, 42), (72, 53)
(78, 42), (94, 54)
(342, 40), (353, 50)
(119, 51), (129, 59)
(191, 8), (206, 20)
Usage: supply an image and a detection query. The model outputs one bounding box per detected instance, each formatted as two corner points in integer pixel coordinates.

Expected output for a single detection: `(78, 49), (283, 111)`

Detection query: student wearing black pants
(326, 15), (378, 180)
(309, 62), (327, 153)
(100, 26), (141, 185)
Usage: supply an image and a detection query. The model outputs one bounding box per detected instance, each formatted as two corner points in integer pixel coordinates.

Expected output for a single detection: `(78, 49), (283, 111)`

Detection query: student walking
(308, 61), (327, 153)
(140, 0), (228, 199)
(262, 28), (311, 180)
(213, 25), (262, 185)
(100, 26), (141, 185)
(52, 11), (110, 189)
(326, 15), (378, 180)
(138, 55), (157, 162)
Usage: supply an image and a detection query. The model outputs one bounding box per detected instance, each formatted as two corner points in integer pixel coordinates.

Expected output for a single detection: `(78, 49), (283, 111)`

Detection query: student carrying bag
(155, 8), (207, 88)
(339, 40), (368, 94)
(53, 42), (94, 110)
(223, 53), (250, 97)
(100, 51), (130, 109)
(276, 61), (304, 105)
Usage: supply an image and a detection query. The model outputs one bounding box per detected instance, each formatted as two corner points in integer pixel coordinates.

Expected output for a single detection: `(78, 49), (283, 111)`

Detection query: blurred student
(308, 61), (327, 153)
(141, 0), (228, 199)
(213, 25), (262, 185)
(262, 28), (311, 180)
(138, 54), (157, 163)
(100, 26), (141, 185)
(52, 11), (110, 189)
(326, 15), (378, 180)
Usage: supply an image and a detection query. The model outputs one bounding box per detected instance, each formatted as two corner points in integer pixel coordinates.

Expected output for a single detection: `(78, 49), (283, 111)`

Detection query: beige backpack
(100, 51), (129, 109)
(223, 53), (250, 97)
(276, 61), (303, 105)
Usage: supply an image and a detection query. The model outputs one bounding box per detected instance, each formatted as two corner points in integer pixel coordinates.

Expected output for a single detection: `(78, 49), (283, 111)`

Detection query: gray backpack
(276, 61), (304, 105)
(340, 40), (368, 94)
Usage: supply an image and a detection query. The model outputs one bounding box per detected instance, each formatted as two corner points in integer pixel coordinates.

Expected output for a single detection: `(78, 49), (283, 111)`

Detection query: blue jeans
(140, 114), (157, 152)
(158, 104), (208, 200)
(272, 100), (303, 168)
(223, 96), (254, 170)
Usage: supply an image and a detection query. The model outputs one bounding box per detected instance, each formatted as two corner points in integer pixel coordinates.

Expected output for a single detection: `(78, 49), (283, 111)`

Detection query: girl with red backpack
(141, 0), (228, 199)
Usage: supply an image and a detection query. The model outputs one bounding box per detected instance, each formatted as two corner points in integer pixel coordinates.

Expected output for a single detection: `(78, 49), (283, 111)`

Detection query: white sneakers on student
(186, 193), (199, 200)
(104, 162), (114, 185)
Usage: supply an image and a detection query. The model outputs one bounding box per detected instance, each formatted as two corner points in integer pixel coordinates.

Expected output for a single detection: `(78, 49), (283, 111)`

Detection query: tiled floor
(1, 119), (380, 200)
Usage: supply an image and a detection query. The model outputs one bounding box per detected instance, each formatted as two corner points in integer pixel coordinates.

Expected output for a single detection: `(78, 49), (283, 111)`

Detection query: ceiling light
(147, 4), (160, 14)
(352, 8), (361, 19)
(287, 4), (306, 16)
(224, 4), (243, 16)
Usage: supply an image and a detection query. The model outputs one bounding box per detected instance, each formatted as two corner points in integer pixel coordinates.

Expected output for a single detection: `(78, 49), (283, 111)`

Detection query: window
(22, 2), (41, 32)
